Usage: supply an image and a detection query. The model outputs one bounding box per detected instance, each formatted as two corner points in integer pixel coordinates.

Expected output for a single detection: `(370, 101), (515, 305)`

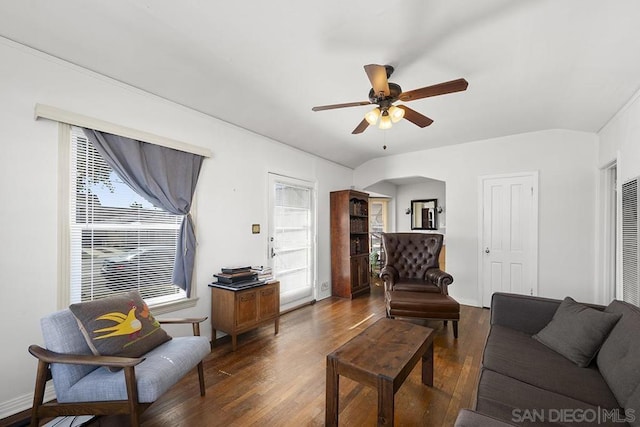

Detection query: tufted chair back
(382, 232), (443, 280)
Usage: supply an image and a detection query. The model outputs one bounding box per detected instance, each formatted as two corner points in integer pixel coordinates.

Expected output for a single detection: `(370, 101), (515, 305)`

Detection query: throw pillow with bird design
(70, 290), (171, 360)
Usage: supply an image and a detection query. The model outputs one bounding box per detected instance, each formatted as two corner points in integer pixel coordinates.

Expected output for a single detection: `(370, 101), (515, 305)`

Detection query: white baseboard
(456, 296), (482, 307)
(0, 384), (55, 420)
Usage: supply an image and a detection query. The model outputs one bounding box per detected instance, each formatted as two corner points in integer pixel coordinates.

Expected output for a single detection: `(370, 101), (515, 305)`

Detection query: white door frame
(477, 171), (539, 306)
(267, 172), (318, 311)
(596, 159), (619, 304)
(614, 154), (624, 302)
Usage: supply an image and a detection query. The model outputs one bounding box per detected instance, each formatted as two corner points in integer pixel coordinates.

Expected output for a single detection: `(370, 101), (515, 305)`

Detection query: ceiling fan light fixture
(364, 107), (381, 125)
(311, 63), (468, 135)
(378, 111), (392, 130)
(388, 105), (405, 123)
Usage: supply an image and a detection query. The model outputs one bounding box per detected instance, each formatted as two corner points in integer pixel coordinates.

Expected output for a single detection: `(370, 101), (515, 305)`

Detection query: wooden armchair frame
(29, 317), (208, 427)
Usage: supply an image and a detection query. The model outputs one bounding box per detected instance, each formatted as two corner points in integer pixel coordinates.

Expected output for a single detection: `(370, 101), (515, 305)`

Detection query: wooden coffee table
(325, 318), (435, 426)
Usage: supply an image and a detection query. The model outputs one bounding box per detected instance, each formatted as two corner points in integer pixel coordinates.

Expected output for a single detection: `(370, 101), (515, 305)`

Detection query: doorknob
(271, 247), (277, 258)
(485, 247), (490, 254)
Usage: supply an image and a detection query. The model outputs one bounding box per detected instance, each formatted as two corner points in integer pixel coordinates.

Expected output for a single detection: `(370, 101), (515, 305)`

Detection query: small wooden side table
(325, 318), (434, 426)
(209, 281), (280, 351)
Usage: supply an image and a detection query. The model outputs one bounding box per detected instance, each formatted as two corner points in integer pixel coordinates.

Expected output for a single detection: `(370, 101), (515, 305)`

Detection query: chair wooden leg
(197, 361), (206, 396)
(124, 366), (141, 427)
(30, 360), (50, 427)
(453, 321), (459, 338)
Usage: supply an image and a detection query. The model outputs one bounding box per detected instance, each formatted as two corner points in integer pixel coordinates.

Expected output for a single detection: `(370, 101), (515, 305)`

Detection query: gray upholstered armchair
(29, 305), (210, 427)
(380, 232), (453, 294)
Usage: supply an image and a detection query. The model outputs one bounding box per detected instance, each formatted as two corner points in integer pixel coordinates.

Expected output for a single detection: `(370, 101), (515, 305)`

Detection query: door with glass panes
(369, 198), (389, 277)
(268, 174), (316, 311)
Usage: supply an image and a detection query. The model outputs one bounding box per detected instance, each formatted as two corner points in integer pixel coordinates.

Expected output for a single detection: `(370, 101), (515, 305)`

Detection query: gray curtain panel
(84, 129), (204, 297)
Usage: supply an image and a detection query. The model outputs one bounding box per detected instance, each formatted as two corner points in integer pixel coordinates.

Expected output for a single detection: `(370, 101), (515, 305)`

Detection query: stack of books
(251, 265), (274, 283)
(212, 266), (263, 289)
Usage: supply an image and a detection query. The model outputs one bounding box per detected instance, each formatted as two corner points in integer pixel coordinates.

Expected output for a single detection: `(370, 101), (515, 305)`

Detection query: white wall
(598, 87), (640, 305)
(599, 90), (640, 181)
(363, 180), (397, 199)
(395, 180), (446, 233)
(0, 38), (353, 417)
(354, 129), (599, 307)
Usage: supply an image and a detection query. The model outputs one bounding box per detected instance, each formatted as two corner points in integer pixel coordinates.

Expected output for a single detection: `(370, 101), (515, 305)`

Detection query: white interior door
(480, 172), (538, 307)
(268, 173), (316, 311)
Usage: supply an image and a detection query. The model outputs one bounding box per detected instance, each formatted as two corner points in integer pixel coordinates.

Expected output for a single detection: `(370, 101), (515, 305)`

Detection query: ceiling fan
(312, 64), (468, 134)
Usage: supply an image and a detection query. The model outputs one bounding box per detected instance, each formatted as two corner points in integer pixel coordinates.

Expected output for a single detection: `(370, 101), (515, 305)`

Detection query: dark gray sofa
(456, 292), (640, 426)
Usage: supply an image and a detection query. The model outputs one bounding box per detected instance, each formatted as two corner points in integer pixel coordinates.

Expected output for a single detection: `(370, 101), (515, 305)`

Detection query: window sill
(149, 296), (199, 315)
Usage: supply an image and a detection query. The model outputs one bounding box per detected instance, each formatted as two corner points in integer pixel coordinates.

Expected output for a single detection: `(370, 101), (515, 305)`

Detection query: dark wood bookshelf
(330, 189), (370, 298)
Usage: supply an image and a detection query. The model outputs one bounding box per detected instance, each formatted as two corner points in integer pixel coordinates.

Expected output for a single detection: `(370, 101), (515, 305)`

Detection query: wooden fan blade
(312, 101), (371, 112)
(399, 78), (468, 102)
(364, 64), (390, 97)
(398, 105), (434, 128)
(352, 118), (369, 134)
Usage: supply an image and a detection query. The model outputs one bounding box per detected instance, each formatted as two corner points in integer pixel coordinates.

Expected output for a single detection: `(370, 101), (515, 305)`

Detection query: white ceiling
(2, 1), (640, 168)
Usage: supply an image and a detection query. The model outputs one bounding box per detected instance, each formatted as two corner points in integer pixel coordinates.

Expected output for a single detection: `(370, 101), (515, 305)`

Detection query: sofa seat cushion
(58, 336), (210, 403)
(597, 300), (640, 427)
(483, 325), (619, 409)
(455, 409), (516, 427)
(392, 278), (441, 293)
(476, 369), (625, 427)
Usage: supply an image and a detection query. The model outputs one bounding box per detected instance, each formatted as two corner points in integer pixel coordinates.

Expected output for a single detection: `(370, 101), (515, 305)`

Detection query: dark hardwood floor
(39, 282), (490, 427)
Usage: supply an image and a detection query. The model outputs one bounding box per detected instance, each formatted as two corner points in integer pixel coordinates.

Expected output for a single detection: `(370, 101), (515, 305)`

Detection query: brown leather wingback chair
(380, 232), (453, 294)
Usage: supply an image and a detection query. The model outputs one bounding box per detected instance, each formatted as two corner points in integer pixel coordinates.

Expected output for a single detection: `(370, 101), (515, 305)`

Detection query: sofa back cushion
(597, 300), (640, 425)
(41, 309), (98, 401)
(381, 232), (443, 280)
(532, 297), (621, 367)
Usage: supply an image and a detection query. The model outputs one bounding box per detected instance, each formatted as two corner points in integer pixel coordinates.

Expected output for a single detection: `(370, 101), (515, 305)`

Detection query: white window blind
(622, 178), (639, 307)
(69, 126), (185, 303)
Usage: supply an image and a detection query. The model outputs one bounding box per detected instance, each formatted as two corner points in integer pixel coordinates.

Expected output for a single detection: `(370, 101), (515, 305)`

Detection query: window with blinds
(69, 126), (185, 303)
(622, 178), (639, 307)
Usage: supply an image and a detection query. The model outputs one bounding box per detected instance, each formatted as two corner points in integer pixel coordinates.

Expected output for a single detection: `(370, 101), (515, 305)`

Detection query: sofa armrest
(425, 268), (454, 294)
(158, 316), (208, 337)
(380, 265), (399, 291)
(455, 409), (515, 427)
(28, 344), (146, 417)
(28, 344), (144, 369)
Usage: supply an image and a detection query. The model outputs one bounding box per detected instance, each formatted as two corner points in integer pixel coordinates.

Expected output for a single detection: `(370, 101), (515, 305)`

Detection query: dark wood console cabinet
(210, 281), (280, 351)
(330, 190), (370, 298)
